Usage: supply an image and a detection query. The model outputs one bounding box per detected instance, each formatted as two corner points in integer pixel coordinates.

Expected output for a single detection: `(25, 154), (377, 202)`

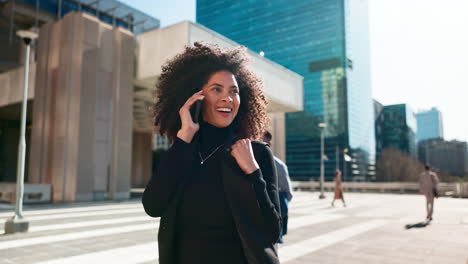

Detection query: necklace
(198, 144), (224, 165)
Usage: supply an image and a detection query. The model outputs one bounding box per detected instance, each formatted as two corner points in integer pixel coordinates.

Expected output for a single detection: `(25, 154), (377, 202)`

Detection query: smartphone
(190, 100), (202, 123)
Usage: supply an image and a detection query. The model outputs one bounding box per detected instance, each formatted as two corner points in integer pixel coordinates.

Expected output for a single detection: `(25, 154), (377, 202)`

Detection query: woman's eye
(230, 90), (239, 94)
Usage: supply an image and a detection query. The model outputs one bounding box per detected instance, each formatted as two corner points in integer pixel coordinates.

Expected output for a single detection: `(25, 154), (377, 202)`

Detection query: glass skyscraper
(377, 104), (417, 157)
(416, 108), (444, 142)
(197, 0), (375, 181)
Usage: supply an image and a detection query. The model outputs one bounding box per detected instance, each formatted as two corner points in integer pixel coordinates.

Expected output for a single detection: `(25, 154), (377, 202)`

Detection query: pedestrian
(142, 42), (281, 264)
(331, 169), (346, 207)
(262, 130), (293, 244)
(419, 164), (439, 221)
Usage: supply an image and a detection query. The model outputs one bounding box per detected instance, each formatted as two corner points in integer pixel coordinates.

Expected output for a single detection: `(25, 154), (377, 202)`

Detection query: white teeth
(217, 108), (232, 112)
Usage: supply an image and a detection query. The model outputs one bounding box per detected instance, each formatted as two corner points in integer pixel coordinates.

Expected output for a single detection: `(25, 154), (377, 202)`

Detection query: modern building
(376, 104), (417, 157)
(416, 107), (444, 142)
(374, 99), (384, 156)
(0, 0), (303, 202)
(197, 0), (376, 181)
(418, 138), (468, 177)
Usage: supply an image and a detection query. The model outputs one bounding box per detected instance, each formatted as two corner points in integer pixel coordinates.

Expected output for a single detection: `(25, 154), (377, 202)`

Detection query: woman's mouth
(216, 107), (232, 113)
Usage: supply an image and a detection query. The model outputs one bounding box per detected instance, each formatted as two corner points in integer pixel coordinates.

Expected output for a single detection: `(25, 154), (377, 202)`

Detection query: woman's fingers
(179, 91), (204, 122)
(187, 90), (204, 107)
(176, 91), (204, 143)
(181, 91), (204, 112)
(230, 139), (259, 174)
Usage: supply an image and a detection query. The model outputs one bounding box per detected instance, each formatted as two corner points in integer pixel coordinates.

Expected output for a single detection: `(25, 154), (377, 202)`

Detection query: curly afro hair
(153, 42), (268, 143)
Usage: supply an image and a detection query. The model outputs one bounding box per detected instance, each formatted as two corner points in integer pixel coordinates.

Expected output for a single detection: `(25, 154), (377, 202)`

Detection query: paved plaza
(0, 192), (467, 264)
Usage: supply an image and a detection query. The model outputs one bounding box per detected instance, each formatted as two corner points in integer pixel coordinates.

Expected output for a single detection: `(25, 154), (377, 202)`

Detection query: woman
(331, 169), (346, 207)
(142, 42), (281, 264)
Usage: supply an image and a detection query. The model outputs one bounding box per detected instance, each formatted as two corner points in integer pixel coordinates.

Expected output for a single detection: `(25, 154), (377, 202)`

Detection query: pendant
(201, 161), (204, 164)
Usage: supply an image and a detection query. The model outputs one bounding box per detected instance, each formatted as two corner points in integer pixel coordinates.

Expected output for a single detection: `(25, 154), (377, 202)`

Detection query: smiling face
(201, 71), (240, 128)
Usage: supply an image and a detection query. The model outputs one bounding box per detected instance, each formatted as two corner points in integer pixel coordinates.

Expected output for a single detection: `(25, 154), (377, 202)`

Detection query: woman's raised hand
(176, 90), (204, 143)
(230, 139), (260, 174)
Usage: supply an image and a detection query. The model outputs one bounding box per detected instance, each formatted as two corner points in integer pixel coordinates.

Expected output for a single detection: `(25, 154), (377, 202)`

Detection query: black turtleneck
(175, 121), (247, 264)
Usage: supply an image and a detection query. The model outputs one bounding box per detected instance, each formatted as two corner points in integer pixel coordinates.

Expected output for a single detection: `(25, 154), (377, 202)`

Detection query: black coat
(142, 135), (282, 264)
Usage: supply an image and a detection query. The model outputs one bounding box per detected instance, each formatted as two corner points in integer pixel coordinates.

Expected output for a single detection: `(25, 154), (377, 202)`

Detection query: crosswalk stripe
(30, 216), (158, 232)
(288, 214), (346, 230)
(0, 223), (159, 250)
(289, 200), (326, 208)
(0, 203), (142, 219)
(0, 215), (157, 234)
(290, 205), (332, 215)
(34, 242), (158, 264)
(1, 208), (144, 223)
(279, 219), (388, 263)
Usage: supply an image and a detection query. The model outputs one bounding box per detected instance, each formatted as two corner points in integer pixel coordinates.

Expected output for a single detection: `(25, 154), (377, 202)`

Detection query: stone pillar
(268, 112), (286, 161)
(28, 12), (134, 202)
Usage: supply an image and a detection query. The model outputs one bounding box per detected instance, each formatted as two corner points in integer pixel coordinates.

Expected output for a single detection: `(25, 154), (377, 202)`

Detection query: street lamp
(318, 122), (326, 199)
(4, 29), (38, 234)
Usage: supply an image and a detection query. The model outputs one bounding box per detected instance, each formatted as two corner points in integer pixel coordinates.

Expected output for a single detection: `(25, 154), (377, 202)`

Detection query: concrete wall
(0, 63), (36, 107)
(28, 12), (134, 202)
(268, 113), (286, 161)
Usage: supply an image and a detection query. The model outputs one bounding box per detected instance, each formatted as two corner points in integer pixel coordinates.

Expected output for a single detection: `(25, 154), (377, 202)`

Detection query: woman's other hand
(230, 139), (260, 174)
(177, 90), (204, 143)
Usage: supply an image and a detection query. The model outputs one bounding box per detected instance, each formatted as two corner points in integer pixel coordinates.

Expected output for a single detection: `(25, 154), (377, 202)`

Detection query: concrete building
(416, 107), (444, 142)
(0, 2), (303, 202)
(419, 139), (468, 177)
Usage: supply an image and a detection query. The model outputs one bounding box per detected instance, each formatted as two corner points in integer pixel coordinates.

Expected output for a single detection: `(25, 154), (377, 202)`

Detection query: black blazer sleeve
(248, 142), (282, 242)
(142, 137), (195, 217)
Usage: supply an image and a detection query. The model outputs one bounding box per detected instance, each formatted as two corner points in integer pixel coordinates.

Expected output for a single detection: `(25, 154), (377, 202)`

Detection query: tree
(376, 148), (422, 182)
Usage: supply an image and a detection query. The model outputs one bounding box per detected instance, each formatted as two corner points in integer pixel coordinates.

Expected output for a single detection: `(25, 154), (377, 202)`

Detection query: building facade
(0, 1), (303, 202)
(377, 104), (417, 157)
(416, 107), (444, 142)
(0, 0), (159, 200)
(197, 0), (376, 181)
(418, 139), (468, 177)
(374, 99), (384, 156)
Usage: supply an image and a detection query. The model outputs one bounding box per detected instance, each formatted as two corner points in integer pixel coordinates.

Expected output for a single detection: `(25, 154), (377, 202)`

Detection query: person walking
(142, 42), (281, 264)
(331, 169), (346, 207)
(419, 164), (439, 221)
(262, 131), (293, 243)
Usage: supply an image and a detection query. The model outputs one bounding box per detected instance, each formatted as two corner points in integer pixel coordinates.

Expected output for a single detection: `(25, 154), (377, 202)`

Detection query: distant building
(416, 108), (444, 142)
(374, 100), (384, 156)
(419, 139), (468, 177)
(377, 104), (417, 157)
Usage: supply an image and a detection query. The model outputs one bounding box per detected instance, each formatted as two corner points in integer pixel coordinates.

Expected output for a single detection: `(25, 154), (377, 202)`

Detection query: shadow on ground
(405, 221), (430, 229)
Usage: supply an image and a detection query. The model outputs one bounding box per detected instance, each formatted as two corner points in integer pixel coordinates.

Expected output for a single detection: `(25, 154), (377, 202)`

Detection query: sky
(120, 0), (468, 142)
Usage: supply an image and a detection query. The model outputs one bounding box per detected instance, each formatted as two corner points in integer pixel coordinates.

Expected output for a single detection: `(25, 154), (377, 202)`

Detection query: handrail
(291, 181), (468, 198)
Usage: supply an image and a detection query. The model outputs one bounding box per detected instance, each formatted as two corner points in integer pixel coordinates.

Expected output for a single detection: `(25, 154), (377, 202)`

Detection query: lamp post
(318, 123), (326, 199)
(4, 30), (38, 234)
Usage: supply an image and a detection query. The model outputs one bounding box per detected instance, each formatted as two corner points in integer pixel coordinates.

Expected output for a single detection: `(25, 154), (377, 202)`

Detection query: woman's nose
(221, 94), (233, 102)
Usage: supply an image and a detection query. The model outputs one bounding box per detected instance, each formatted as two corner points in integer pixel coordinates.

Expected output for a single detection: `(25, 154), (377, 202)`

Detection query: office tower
(198, 0), (375, 181)
(416, 107), (444, 142)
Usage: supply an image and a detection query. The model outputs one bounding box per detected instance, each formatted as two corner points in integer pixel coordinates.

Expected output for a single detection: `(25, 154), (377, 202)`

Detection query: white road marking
(0, 223), (159, 250)
(288, 214), (347, 230)
(30, 216), (157, 232)
(0, 203), (143, 219)
(279, 219), (388, 263)
(33, 242), (158, 264)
